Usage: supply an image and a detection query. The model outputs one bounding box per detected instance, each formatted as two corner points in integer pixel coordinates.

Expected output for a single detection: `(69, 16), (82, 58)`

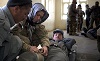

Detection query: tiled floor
(48, 30), (100, 61)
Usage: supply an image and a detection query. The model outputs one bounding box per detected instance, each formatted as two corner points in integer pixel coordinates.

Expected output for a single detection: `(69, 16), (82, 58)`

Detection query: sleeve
(0, 19), (10, 46)
(11, 22), (31, 51)
(17, 34), (31, 51)
(35, 25), (50, 47)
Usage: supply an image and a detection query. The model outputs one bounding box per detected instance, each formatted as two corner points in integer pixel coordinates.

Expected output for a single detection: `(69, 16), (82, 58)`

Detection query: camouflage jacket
(11, 20), (50, 51)
(68, 3), (77, 17)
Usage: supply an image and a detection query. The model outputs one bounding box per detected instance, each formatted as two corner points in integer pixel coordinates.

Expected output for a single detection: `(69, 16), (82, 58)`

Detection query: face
(14, 5), (31, 23)
(86, 5), (89, 9)
(95, 2), (99, 6)
(53, 33), (63, 41)
(32, 11), (44, 23)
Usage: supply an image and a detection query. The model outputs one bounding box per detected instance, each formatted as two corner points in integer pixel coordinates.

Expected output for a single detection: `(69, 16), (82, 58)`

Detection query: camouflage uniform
(15, 3), (50, 61)
(20, 20), (50, 50)
(12, 19), (50, 61)
(77, 5), (85, 31)
(68, 2), (77, 35)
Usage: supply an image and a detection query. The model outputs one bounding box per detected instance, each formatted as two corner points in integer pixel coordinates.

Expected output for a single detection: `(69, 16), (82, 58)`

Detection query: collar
(2, 5), (15, 27)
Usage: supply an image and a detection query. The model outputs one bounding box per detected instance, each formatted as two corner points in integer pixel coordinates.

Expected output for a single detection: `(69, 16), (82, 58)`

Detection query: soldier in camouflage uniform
(76, 4), (85, 32)
(68, 0), (78, 35)
(14, 3), (50, 61)
(89, 1), (100, 29)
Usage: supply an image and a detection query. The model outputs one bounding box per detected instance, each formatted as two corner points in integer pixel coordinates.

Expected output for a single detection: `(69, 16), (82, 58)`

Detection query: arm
(0, 18), (10, 46)
(34, 24), (50, 56)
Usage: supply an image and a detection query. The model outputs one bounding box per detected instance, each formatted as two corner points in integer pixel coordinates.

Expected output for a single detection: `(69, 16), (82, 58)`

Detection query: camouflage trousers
(69, 17), (77, 35)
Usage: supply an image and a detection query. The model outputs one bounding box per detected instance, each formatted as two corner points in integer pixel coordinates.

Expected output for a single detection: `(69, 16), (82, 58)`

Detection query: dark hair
(7, 0), (32, 7)
(86, 4), (89, 7)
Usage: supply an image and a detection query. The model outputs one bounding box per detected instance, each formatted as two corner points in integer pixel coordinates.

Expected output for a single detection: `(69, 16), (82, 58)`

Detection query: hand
(30, 46), (39, 53)
(41, 46), (48, 56)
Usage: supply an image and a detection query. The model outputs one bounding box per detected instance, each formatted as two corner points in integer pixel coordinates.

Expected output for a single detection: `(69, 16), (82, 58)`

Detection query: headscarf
(28, 3), (49, 25)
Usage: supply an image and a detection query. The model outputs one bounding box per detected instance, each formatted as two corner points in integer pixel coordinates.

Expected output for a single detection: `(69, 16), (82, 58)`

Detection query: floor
(48, 30), (100, 61)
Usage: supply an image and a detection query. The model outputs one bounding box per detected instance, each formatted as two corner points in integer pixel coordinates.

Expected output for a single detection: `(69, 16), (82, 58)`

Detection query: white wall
(55, 0), (66, 30)
(88, 0), (100, 7)
(0, 0), (7, 7)
(42, 0), (55, 31)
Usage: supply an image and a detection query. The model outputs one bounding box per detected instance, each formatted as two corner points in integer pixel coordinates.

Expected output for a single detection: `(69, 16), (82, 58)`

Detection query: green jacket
(11, 20), (50, 51)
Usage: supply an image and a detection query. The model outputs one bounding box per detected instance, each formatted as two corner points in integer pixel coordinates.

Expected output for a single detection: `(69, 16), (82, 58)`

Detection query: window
(42, 0), (54, 19)
(62, 0), (87, 20)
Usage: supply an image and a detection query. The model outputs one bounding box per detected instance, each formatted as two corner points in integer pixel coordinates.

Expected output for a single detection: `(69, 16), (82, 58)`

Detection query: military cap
(7, 0), (32, 7)
(53, 29), (64, 36)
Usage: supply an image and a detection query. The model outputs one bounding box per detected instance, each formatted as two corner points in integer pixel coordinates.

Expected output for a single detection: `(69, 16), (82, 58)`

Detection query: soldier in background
(76, 4), (85, 32)
(89, 1), (100, 29)
(68, 0), (78, 35)
(12, 3), (50, 61)
(85, 4), (91, 29)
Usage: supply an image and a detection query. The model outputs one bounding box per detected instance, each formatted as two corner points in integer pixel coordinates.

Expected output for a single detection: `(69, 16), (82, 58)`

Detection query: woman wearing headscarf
(15, 3), (50, 61)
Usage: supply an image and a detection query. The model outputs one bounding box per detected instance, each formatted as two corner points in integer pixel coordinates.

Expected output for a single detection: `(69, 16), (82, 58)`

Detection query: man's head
(7, 0), (32, 23)
(72, 0), (77, 4)
(95, 1), (99, 6)
(78, 4), (82, 9)
(86, 4), (89, 9)
(53, 29), (64, 41)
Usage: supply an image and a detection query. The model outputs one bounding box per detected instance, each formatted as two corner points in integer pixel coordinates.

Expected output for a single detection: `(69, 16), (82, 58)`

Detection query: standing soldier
(85, 4), (91, 29)
(77, 4), (85, 32)
(89, 1), (100, 29)
(68, 0), (78, 35)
